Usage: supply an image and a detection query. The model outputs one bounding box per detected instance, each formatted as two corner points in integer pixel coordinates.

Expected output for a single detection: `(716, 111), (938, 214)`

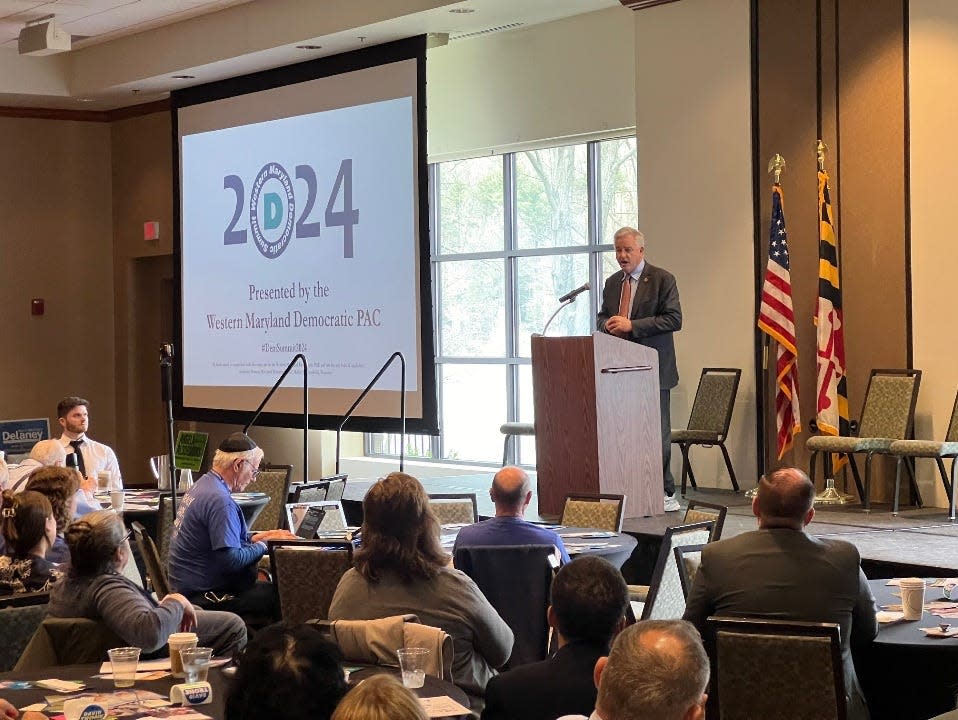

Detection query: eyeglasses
(122, 528), (132, 544)
(242, 459), (260, 478)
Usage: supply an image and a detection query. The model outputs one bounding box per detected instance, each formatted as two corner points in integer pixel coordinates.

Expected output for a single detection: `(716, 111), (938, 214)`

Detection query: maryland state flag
(815, 170), (850, 455)
(758, 183), (801, 459)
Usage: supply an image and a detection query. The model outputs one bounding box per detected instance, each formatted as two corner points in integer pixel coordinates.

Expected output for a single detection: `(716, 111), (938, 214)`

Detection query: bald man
(453, 466), (570, 564)
(683, 467), (878, 720)
(557, 620), (709, 720)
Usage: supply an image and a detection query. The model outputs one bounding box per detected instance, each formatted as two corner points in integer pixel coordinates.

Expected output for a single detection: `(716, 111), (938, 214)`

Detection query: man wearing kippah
(168, 432), (295, 624)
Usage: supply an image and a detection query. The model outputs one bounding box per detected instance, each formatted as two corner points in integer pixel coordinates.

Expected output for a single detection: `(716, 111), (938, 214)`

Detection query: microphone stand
(540, 299), (574, 336)
(244, 353), (309, 483)
(336, 352), (406, 475)
(160, 345), (178, 514)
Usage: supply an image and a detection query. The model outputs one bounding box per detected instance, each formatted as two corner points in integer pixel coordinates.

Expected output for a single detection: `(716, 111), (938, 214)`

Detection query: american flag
(757, 183), (801, 459)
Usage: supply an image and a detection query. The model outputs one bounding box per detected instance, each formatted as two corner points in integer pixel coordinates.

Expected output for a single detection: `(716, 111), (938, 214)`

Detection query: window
(367, 136), (637, 465)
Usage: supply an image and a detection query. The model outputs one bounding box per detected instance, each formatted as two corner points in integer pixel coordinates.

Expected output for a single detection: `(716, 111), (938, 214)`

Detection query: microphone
(558, 282), (590, 303)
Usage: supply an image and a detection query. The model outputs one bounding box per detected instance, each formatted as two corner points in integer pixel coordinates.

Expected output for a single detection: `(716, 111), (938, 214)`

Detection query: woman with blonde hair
(0, 490), (61, 593)
(329, 473), (513, 705)
(330, 674), (428, 720)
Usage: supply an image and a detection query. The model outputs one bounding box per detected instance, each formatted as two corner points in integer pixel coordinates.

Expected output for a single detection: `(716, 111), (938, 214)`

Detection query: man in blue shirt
(453, 466), (571, 564)
(168, 432), (294, 623)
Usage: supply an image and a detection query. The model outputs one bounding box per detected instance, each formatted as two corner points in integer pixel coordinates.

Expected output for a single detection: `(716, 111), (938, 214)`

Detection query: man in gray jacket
(683, 467), (878, 720)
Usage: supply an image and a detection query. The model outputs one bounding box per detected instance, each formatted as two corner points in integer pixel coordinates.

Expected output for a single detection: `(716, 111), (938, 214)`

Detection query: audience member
(48, 510), (246, 657)
(225, 623), (347, 720)
(0, 698), (15, 720)
(0, 490), (61, 593)
(56, 396), (122, 490)
(558, 620), (709, 720)
(331, 674), (428, 720)
(329, 472), (513, 704)
(482, 556), (628, 720)
(683, 467), (878, 720)
(23, 467), (80, 563)
(3, 440), (67, 492)
(168, 433), (295, 623)
(453, 466), (570, 564)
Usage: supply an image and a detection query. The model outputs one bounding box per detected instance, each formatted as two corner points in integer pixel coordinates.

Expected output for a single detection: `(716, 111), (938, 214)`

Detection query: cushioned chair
(428, 493), (478, 524)
(158, 496), (175, 568)
(807, 368), (922, 510)
(454, 544), (555, 668)
(15, 617), (125, 670)
(708, 616), (846, 720)
(309, 614), (454, 682)
(269, 540), (353, 623)
(0, 594), (48, 671)
(629, 521), (713, 620)
(247, 463), (293, 531)
(673, 543), (705, 599)
(671, 368), (741, 495)
(131, 521), (171, 598)
(292, 480), (328, 503)
(560, 493), (625, 532)
(324, 475), (347, 502)
(888, 389), (958, 518)
(682, 499), (728, 540)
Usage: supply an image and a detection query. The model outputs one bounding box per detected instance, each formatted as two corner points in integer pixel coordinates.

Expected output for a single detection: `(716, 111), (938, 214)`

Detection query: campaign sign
(0, 418), (50, 458)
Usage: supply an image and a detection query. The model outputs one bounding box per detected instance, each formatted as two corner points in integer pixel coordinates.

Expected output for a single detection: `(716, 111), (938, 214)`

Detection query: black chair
(0, 592), (49, 672)
(292, 480), (329, 503)
(628, 521), (713, 620)
(708, 616), (846, 720)
(15, 617), (125, 670)
(131, 521), (171, 598)
(673, 543), (706, 599)
(454, 544), (556, 668)
(324, 475), (347, 502)
(268, 540), (354, 623)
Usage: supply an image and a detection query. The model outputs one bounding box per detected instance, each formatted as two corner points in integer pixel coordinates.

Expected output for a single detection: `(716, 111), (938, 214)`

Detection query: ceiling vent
(450, 23), (524, 41)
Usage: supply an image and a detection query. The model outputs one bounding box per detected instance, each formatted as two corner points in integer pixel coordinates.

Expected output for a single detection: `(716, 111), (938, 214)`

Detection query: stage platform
(343, 472), (958, 583)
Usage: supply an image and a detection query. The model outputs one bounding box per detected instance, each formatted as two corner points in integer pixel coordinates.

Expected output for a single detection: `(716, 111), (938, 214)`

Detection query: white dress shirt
(58, 434), (123, 490)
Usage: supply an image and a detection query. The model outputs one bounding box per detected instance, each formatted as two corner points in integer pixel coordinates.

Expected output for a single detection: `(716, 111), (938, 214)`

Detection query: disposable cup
(169, 632), (198, 678)
(899, 578), (926, 621)
(97, 471), (112, 491)
(108, 646), (141, 688)
(180, 647), (213, 683)
(110, 491), (124, 511)
(396, 647), (430, 689)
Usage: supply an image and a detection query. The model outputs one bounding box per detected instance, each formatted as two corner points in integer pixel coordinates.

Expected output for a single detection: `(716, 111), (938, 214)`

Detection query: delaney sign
(0, 418), (50, 458)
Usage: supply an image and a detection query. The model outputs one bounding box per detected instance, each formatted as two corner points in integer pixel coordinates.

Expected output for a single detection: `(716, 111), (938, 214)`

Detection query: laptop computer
(285, 500), (349, 538)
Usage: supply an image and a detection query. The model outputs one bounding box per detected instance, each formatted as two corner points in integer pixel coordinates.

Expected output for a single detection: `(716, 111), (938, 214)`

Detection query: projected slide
(181, 97), (415, 390)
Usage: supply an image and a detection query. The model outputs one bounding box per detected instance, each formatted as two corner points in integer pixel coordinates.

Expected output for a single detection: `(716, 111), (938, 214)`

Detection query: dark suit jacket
(480, 640), (604, 720)
(683, 528), (879, 720)
(596, 263), (682, 389)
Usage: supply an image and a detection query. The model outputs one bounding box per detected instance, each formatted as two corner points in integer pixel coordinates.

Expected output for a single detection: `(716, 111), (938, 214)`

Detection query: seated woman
(48, 510), (247, 658)
(225, 623), (347, 720)
(0, 490), (62, 593)
(22, 467), (80, 564)
(328, 473), (514, 704)
(330, 674), (428, 720)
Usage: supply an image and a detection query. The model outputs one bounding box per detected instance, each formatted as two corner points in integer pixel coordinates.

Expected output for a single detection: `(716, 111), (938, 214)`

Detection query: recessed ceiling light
(296, 44), (322, 50)
(171, 74), (195, 80)
(449, 7), (475, 12)
(76, 97), (95, 103)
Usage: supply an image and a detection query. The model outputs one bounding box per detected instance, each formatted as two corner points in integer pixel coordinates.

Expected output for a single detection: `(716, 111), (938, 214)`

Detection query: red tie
(616, 274), (632, 337)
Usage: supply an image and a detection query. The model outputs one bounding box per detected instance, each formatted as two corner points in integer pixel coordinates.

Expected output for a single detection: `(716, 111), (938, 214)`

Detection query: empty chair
(682, 499), (728, 541)
(708, 616), (847, 720)
(671, 368), (741, 495)
(428, 493), (478, 524)
(807, 368), (921, 510)
(292, 480), (329, 504)
(324, 475), (347, 502)
(888, 389), (958, 518)
(673, 544), (706, 599)
(0, 592), (49, 672)
(131, 521), (171, 598)
(560, 493), (625, 532)
(270, 541), (354, 623)
(629, 521), (713, 620)
(247, 463), (293, 531)
(454, 544), (555, 668)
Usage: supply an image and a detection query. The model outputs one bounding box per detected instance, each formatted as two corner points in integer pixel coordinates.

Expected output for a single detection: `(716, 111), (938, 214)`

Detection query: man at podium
(597, 227), (682, 511)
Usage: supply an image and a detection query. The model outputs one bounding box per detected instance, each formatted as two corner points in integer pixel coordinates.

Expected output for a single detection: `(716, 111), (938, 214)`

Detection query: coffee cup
(899, 577), (926, 620)
(168, 632), (198, 678)
(97, 471), (112, 491)
(110, 491), (124, 512)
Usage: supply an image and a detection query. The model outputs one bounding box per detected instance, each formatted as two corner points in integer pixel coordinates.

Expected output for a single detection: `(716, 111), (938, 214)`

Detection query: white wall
(427, 7), (636, 161)
(635, 0), (756, 488)
(908, 1), (958, 506)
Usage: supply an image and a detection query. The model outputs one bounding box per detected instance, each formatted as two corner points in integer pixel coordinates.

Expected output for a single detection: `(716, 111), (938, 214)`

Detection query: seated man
(482, 555), (628, 720)
(558, 620), (709, 720)
(168, 433), (294, 622)
(6, 440), (99, 517)
(453, 466), (570, 564)
(683, 467), (878, 720)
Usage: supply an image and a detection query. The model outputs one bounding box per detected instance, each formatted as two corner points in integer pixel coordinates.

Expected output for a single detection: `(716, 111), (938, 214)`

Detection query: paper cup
(97, 470), (113, 491)
(110, 490), (124, 511)
(899, 578), (926, 620)
(169, 632), (198, 678)
(396, 647), (429, 689)
(108, 646), (140, 688)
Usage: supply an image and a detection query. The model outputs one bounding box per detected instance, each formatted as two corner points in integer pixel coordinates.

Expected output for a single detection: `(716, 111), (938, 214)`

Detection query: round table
(854, 578), (958, 720)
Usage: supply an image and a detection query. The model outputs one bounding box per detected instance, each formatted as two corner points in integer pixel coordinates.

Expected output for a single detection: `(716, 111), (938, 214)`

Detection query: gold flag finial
(767, 154), (786, 184)
(816, 140), (828, 172)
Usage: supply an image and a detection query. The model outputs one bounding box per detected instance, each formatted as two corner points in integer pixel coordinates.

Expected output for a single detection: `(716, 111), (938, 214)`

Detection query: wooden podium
(531, 332), (663, 518)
